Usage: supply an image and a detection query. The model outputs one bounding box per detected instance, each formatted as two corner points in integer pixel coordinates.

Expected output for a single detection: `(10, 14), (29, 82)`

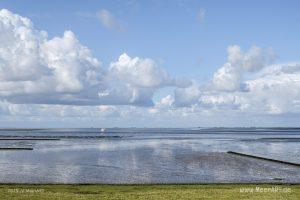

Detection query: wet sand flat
(0, 128), (299, 184)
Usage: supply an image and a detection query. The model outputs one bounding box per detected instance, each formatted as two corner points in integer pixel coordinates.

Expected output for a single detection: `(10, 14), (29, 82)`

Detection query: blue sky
(0, 0), (300, 127)
(3, 0), (300, 78)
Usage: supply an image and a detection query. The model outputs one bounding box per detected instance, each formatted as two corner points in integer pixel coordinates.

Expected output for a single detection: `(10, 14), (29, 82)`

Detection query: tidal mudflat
(0, 128), (299, 184)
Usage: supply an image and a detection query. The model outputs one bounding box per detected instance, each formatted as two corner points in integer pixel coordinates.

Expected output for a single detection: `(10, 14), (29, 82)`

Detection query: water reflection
(0, 128), (299, 183)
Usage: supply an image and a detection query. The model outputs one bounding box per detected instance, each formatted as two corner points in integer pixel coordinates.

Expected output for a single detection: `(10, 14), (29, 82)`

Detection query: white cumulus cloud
(1, 9), (300, 126)
(0, 9), (186, 107)
(213, 45), (276, 91)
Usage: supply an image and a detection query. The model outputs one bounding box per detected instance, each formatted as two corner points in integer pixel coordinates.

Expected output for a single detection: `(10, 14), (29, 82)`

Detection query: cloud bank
(0, 9), (187, 107)
(0, 9), (300, 126)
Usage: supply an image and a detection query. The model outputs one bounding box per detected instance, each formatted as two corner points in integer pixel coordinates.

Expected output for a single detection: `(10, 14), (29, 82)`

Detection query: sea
(0, 127), (299, 183)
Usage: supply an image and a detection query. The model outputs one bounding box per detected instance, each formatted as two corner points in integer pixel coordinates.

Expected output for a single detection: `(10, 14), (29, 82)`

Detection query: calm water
(0, 128), (299, 183)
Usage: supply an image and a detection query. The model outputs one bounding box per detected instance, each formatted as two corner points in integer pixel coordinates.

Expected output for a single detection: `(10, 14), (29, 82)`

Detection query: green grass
(0, 184), (298, 200)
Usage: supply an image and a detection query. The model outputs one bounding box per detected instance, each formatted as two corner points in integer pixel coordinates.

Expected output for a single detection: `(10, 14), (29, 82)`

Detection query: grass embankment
(0, 184), (299, 200)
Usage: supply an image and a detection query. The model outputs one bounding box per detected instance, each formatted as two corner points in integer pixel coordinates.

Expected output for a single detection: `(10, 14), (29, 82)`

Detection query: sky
(0, 0), (300, 128)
